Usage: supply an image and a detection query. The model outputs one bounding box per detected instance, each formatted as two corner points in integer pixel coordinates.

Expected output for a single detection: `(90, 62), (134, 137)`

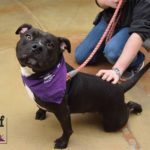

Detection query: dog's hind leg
(102, 103), (129, 132)
(35, 108), (47, 120)
(126, 101), (142, 114)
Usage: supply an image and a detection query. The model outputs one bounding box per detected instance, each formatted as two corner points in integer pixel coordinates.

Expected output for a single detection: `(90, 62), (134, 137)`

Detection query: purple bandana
(22, 58), (67, 104)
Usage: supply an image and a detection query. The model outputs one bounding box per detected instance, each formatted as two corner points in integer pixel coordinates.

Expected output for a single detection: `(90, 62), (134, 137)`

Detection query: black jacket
(94, 0), (150, 41)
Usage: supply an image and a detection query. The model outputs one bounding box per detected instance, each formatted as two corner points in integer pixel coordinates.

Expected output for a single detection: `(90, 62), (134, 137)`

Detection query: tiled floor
(0, 0), (150, 150)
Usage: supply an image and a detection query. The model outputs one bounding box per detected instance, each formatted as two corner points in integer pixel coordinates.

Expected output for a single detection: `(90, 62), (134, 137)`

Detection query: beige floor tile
(0, 0), (150, 150)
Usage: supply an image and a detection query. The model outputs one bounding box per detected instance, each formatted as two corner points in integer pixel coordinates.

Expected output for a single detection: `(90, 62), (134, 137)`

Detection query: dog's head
(16, 24), (71, 73)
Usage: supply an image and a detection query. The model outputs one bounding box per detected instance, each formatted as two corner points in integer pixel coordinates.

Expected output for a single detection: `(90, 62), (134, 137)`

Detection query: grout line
(122, 125), (141, 150)
(13, 0), (47, 31)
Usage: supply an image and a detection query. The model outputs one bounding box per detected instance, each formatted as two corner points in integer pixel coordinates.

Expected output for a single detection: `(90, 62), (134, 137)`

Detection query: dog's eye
(47, 42), (54, 49)
(25, 34), (32, 40)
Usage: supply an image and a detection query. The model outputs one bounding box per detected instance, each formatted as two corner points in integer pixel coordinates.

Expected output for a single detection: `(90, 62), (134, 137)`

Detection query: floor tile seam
(122, 125), (141, 150)
(13, 0), (46, 31)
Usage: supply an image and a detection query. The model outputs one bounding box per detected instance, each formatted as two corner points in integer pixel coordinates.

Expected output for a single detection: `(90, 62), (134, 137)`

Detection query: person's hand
(96, 69), (120, 84)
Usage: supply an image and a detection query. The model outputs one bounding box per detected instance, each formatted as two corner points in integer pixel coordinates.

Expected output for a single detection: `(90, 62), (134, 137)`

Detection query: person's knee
(75, 47), (100, 65)
(75, 46), (86, 64)
(104, 44), (119, 64)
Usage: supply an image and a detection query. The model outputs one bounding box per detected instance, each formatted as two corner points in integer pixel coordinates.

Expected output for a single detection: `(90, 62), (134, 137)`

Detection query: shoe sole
(120, 61), (145, 82)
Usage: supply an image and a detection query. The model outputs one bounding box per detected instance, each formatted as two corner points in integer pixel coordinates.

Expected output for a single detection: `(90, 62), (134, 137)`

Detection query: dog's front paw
(54, 136), (68, 149)
(35, 109), (46, 120)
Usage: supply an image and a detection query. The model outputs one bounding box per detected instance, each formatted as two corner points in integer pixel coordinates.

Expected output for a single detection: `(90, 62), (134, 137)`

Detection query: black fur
(16, 24), (149, 149)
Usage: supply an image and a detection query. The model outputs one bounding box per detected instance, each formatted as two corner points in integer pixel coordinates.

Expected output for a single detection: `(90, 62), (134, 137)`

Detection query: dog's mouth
(27, 58), (38, 68)
(18, 50), (59, 73)
(20, 57), (40, 69)
(19, 56), (54, 73)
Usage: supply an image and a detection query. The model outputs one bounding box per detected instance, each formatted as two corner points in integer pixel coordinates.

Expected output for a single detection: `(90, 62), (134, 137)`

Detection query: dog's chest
(20, 59), (67, 105)
(21, 67), (48, 109)
(24, 83), (47, 111)
(21, 66), (36, 100)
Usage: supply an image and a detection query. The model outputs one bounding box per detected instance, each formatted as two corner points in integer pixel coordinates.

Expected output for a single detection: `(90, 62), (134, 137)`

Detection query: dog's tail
(121, 62), (150, 92)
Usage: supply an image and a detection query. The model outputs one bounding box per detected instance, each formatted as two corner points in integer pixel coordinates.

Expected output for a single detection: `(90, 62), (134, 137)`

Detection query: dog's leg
(102, 103), (129, 132)
(53, 103), (73, 149)
(126, 101), (142, 114)
(35, 108), (47, 120)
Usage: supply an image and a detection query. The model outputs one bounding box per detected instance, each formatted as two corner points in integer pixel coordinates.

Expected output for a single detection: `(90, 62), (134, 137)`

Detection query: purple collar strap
(22, 57), (67, 104)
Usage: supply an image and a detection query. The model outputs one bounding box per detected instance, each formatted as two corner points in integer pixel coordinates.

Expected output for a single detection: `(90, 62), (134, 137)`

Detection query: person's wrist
(112, 67), (122, 78)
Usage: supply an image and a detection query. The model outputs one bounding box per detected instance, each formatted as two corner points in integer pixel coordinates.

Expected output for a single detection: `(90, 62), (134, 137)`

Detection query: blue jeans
(75, 19), (144, 69)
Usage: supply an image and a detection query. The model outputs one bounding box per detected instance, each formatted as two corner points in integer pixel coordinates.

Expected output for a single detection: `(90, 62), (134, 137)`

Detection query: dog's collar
(21, 57), (67, 104)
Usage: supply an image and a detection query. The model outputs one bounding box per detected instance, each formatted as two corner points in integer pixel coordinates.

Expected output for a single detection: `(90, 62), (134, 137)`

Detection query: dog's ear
(58, 37), (71, 53)
(16, 24), (32, 35)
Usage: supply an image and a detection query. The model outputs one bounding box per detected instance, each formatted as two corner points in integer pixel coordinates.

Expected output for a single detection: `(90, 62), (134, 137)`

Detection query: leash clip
(67, 70), (78, 81)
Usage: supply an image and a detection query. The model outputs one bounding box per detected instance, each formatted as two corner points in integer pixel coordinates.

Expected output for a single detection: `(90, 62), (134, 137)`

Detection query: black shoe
(120, 61), (145, 81)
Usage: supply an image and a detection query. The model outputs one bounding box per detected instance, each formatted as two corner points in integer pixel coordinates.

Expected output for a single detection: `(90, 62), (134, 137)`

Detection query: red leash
(67, 0), (124, 80)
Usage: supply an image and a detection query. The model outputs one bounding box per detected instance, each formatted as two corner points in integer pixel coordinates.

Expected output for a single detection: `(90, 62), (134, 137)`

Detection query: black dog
(16, 24), (150, 149)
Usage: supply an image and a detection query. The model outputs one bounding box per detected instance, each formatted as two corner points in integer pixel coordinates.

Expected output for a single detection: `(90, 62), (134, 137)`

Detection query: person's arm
(96, 33), (143, 84)
(113, 33), (143, 75)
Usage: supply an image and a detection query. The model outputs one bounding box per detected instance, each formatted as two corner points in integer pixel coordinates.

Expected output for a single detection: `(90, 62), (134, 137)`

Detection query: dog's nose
(32, 43), (42, 53)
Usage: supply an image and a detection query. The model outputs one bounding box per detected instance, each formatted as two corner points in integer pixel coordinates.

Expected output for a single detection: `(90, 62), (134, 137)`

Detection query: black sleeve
(129, 0), (150, 41)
